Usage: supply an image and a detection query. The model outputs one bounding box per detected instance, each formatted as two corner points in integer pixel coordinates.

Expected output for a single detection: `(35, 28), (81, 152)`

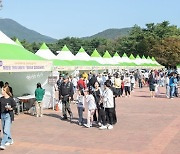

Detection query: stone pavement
(0, 86), (180, 154)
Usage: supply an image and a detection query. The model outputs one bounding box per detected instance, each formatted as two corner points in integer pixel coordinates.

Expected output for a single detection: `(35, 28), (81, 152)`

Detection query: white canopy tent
(112, 52), (122, 63)
(56, 45), (76, 60)
(0, 31), (53, 108)
(75, 46), (91, 60)
(90, 49), (106, 64)
(103, 50), (118, 65)
(121, 53), (132, 63)
(35, 43), (57, 60)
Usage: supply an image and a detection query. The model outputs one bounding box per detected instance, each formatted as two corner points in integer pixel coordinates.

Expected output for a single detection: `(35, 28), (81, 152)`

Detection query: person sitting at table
(35, 83), (45, 117)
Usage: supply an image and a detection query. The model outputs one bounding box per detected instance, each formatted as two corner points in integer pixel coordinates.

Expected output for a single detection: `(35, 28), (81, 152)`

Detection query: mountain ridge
(83, 27), (132, 39)
(0, 18), (132, 42)
(0, 18), (57, 43)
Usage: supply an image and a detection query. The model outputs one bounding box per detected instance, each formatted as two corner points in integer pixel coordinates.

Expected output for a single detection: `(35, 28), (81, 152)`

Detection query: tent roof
(129, 54), (135, 60)
(122, 53), (128, 57)
(113, 52), (120, 57)
(103, 50), (112, 58)
(40, 42), (49, 50)
(15, 39), (24, 47)
(56, 45), (75, 60)
(147, 56), (151, 59)
(53, 59), (102, 67)
(142, 55), (146, 59)
(0, 43), (45, 60)
(118, 62), (137, 66)
(61, 45), (70, 51)
(75, 49), (91, 60)
(36, 43), (57, 60)
(136, 55), (141, 59)
(0, 31), (18, 45)
(79, 46), (85, 53)
(152, 57), (156, 61)
(91, 49), (101, 57)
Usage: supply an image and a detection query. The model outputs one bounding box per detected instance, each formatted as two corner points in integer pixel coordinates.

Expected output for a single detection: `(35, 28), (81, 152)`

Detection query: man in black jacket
(59, 75), (74, 121)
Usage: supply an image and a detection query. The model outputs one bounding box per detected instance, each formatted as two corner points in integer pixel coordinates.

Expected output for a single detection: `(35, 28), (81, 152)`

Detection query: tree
(153, 37), (180, 66)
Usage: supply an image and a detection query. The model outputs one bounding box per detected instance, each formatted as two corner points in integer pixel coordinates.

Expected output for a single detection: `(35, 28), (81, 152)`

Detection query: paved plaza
(0, 86), (180, 154)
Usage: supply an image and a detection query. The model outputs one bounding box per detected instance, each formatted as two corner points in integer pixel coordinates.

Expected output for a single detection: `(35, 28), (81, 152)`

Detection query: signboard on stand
(48, 76), (58, 111)
(48, 76), (57, 85)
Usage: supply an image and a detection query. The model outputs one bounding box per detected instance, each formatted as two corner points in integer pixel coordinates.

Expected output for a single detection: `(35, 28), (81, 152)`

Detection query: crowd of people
(56, 69), (179, 130)
(0, 68), (179, 150)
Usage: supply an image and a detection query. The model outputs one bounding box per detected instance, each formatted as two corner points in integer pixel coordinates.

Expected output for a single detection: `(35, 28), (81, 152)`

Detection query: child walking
(76, 89), (85, 125)
(84, 89), (96, 128)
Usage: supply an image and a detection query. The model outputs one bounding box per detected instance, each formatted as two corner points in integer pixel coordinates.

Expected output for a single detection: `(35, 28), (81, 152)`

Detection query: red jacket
(77, 78), (86, 89)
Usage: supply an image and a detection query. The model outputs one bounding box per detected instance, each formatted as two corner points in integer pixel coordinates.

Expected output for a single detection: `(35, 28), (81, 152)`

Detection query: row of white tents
(0, 30), (164, 108)
(35, 42), (162, 71)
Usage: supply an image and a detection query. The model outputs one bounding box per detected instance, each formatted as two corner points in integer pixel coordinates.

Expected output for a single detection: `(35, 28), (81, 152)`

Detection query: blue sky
(0, 0), (179, 39)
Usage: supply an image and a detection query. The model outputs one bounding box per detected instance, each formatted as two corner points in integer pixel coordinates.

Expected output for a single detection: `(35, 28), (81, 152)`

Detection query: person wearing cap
(35, 83), (45, 117)
(59, 75), (74, 121)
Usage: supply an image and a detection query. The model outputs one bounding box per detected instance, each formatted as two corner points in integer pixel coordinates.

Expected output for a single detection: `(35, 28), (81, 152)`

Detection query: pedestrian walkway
(0, 86), (180, 154)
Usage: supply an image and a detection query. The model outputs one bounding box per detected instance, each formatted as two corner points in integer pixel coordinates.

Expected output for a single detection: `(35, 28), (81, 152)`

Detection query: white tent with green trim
(56, 45), (76, 60)
(141, 55), (147, 64)
(91, 49), (105, 64)
(103, 50), (118, 65)
(121, 53), (131, 63)
(134, 54), (142, 65)
(129, 54), (136, 63)
(0, 31), (53, 108)
(36, 42), (57, 60)
(151, 57), (161, 66)
(0, 31), (17, 45)
(146, 56), (154, 64)
(112, 52), (122, 63)
(138, 55), (153, 67)
(75, 46), (91, 60)
(0, 31), (52, 72)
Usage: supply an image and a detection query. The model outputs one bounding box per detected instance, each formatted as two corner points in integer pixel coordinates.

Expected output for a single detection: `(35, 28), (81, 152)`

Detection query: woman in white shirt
(123, 73), (131, 97)
(100, 80), (114, 130)
(84, 89), (96, 128)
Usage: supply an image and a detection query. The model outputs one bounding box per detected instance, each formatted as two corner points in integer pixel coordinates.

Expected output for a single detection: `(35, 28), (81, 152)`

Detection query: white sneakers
(0, 145), (6, 150)
(84, 124), (91, 128)
(36, 114), (43, 117)
(99, 125), (107, 130)
(5, 139), (14, 146)
(107, 125), (113, 130)
(98, 122), (102, 127)
(99, 124), (113, 130)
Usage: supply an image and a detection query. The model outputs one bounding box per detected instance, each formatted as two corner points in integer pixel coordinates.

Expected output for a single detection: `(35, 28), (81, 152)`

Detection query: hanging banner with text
(0, 60), (52, 72)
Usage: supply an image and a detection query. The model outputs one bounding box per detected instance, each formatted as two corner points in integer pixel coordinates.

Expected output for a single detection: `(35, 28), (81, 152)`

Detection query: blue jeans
(77, 107), (84, 123)
(170, 86), (175, 98)
(1, 113), (12, 146)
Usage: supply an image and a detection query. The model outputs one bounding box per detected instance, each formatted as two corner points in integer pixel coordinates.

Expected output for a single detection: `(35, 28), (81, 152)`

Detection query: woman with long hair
(0, 85), (16, 150)
(35, 83), (45, 117)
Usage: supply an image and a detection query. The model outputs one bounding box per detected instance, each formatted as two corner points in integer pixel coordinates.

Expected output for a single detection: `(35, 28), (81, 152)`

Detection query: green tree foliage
(14, 21), (180, 66)
(153, 37), (180, 66)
